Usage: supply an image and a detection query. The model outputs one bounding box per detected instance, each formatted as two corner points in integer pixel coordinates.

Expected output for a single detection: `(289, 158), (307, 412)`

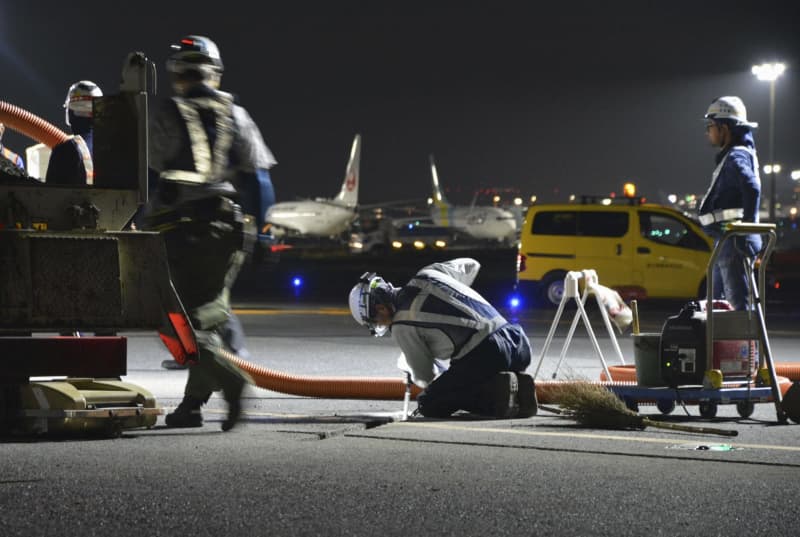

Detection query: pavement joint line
(389, 421), (800, 452)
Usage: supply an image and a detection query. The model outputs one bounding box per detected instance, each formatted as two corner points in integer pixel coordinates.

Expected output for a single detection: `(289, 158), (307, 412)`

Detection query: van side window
(578, 211), (628, 237)
(531, 211), (577, 235)
(639, 211), (710, 252)
(531, 211), (628, 237)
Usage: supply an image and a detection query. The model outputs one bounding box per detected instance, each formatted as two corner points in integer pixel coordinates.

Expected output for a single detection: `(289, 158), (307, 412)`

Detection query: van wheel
(539, 271), (567, 307)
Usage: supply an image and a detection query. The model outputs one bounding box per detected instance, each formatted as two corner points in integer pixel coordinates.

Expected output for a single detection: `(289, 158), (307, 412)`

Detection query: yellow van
(515, 200), (713, 306)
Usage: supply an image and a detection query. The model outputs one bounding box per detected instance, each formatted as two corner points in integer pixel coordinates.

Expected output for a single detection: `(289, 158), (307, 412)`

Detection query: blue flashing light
(291, 276), (303, 288)
(508, 294), (522, 309)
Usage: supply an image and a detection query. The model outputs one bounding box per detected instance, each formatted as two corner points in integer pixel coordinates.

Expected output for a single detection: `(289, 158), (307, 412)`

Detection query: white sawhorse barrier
(532, 269), (626, 381)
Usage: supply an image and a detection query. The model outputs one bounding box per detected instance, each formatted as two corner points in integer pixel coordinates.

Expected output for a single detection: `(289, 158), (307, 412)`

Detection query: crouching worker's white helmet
(349, 272), (393, 337)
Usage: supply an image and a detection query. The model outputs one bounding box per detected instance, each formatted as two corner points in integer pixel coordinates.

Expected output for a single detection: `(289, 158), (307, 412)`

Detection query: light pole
(752, 62), (786, 221)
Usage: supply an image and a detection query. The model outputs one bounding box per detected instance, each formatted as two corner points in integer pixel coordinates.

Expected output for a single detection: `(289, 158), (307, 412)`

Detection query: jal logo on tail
(345, 172), (356, 191)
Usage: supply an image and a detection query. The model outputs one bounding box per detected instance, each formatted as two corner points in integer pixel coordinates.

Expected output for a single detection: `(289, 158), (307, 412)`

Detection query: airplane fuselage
(266, 200), (356, 237)
(430, 205), (517, 241)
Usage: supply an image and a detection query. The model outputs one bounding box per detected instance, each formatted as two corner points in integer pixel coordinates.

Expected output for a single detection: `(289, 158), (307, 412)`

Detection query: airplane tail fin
(429, 154), (450, 209)
(334, 134), (361, 207)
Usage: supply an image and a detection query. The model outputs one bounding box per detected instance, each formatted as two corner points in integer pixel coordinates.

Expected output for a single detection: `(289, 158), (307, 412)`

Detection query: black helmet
(166, 35), (223, 77)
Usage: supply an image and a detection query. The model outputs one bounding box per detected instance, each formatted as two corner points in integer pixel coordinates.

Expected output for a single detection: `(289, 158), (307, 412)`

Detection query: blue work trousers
(416, 323), (532, 417)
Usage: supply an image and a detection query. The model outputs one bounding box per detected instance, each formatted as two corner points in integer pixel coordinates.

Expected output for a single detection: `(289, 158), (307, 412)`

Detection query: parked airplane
(265, 134), (361, 238)
(428, 154), (518, 241)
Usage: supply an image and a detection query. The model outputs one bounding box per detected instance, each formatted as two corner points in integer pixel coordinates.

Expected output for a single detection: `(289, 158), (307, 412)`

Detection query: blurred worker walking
(0, 122), (25, 172)
(698, 96), (762, 310)
(143, 35), (277, 431)
(46, 80), (102, 185)
(349, 258), (537, 418)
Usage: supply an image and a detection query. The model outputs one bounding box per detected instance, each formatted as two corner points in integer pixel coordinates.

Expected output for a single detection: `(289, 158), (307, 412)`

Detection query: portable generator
(660, 300), (756, 387)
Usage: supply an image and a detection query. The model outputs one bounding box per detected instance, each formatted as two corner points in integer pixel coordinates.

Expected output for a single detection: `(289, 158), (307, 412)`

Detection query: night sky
(2, 1), (798, 207)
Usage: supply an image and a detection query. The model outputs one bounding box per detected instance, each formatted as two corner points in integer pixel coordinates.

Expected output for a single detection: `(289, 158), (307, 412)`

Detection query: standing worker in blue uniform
(698, 96), (762, 311)
(46, 80), (102, 185)
(349, 258), (538, 418)
(0, 122), (26, 172)
(144, 35), (277, 430)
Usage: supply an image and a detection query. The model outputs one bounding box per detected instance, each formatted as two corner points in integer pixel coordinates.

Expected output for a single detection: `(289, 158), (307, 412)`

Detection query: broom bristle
(552, 381), (645, 430)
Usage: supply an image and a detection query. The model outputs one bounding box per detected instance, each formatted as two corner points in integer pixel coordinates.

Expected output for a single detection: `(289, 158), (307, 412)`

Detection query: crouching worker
(348, 257), (537, 419)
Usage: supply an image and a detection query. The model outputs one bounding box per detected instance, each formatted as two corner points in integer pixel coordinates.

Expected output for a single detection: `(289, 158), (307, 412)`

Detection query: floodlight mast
(752, 62), (786, 221)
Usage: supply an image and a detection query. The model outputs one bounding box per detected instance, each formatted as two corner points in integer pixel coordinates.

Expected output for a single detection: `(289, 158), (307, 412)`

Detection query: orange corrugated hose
(0, 100), (69, 148)
(219, 347), (709, 404)
(602, 363), (800, 385)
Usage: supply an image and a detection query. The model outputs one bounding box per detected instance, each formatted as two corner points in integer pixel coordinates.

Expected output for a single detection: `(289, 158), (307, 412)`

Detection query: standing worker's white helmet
(348, 272), (392, 337)
(166, 35), (224, 90)
(704, 96), (758, 128)
(64, 80), (103, 126)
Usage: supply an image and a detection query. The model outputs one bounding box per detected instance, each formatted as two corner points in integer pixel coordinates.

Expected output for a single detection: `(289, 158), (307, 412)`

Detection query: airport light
(623, 182), (636, 198)
(752, 61), (786, 221)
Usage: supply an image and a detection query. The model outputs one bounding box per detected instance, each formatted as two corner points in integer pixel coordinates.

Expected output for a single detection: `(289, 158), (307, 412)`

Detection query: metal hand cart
(612, 222), (790, 423)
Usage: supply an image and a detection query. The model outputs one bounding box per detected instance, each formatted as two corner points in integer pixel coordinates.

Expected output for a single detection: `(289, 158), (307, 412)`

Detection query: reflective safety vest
(159, 94), (235, 185)
(392, 268), (508, 360)
(70, 135), (94, 185)
(699, 145), (759, 226)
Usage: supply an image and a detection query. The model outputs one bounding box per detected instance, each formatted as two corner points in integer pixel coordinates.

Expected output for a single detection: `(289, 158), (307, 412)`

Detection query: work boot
(221, 378), (245, 432)
(515, 372), (538, 418)
(165, 395), (204, 428)
(479, 372), (519, 418)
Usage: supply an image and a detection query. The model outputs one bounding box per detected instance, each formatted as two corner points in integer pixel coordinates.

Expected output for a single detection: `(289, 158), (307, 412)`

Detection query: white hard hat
(64, 80), (103, 126)
(704, 96), (758, 128)
(348, 272), (391, 337)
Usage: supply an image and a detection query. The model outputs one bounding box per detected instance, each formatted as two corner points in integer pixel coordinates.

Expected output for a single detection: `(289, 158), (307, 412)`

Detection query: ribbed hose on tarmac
(0, 100), (69, 148)
(219, 347), (663, 404)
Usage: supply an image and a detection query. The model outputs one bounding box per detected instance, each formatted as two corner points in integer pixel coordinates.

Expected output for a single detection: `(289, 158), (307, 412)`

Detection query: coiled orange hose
(0, 100), (69, 148)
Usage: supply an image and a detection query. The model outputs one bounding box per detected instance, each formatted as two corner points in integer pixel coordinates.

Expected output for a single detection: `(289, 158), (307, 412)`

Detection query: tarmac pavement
(2, 301), (799, 536)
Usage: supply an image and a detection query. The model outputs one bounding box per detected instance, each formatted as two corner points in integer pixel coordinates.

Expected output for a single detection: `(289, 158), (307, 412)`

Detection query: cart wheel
(699, 402), (717, 419)
(623, 397), (638, 413)
(656, 399), (675, 415)
(736, 400), (755, 419)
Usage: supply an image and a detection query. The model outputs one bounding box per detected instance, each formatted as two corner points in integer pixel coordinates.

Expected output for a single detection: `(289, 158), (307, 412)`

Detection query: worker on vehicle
(698, 96), (761, 310)
(0, 122), (25, 172)
(46, 80), (102, 185)
(348, 257), (538, 418)
(143, 35), (277, 431)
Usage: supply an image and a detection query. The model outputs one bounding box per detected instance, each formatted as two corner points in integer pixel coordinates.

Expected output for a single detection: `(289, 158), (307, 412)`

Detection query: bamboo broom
(541, 381), (738, 437)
